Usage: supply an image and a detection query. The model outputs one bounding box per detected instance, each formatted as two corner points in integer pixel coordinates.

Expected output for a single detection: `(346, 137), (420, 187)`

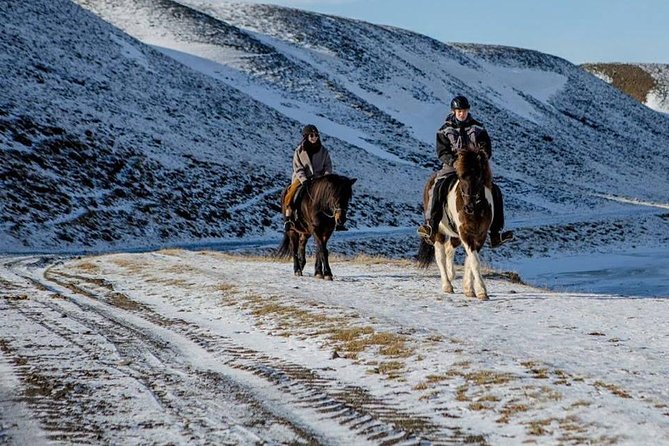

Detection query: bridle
(460, 182), (484, 215)
(322, 206), (345, 220)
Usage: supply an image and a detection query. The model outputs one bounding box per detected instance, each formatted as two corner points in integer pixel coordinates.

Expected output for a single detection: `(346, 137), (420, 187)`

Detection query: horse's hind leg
(291, 231), (302, 276)
(445, 238), (458, 282)
(463, 246), (488, 300)
(434, 240), (453, 293)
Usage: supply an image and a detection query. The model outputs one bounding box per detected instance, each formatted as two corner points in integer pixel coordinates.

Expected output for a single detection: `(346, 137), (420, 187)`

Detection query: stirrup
(417, 224), (435, 245)
(283, 220), (294, 231)
(490, 230), (513, 248)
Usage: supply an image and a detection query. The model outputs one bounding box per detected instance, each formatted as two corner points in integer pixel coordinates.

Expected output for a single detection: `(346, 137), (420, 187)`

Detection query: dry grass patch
(468, 401), (494, 411)
(525, 386), (562, 402)
(496, 402), (530, 424)
(465, 370), (515, 386)
(145, 277), (194, 288)
(582, 63), (657, 103)
(330, 326), (374, 342)
(521, 361), (550, 379)
(593, 381), (632, 399)
(455, 385), (470, 402)
(235, 295), (418, 377)
(524, 414), (616, 444)
(110, 257), (145, 274)
(330, 327), (413, 359)
(418, 390), (441, 401)
(165, 264), (198, 275)
(215, 283), (238, 293)
(345, 254), (414, 267)
(526, 417), (555, 436)
(376, 361), (404, 377)
(198, 250), (285, 264)
(157, 249), (187, 257)
(252, 302), (329, 326)
(413, 382), (429, 391)
(427, 373), (457, 383)
(570, 400), (591, 408)
(73, 261), (100, 273)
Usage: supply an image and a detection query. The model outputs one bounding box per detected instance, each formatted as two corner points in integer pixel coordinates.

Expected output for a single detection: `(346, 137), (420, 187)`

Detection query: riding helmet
(302, 124), (319, 137)
(450, 95), (471, 110)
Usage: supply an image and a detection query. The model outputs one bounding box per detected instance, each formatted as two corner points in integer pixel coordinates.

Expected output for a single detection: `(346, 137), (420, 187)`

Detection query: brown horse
(417, 149), (493, 299)
(276, 174), (356, 279)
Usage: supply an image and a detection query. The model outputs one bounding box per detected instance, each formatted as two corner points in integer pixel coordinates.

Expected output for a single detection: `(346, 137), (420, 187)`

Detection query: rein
(322, 207), (344, 219)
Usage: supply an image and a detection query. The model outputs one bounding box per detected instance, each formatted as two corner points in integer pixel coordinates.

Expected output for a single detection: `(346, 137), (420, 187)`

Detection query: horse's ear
(349, 177), (357, 185)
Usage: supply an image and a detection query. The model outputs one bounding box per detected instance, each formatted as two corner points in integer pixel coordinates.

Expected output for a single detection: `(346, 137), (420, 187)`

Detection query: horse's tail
(274, 231), (291, 259)
(416, 238), (435, 268)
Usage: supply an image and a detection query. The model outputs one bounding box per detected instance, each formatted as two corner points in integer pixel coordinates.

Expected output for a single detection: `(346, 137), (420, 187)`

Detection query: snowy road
(1, 251), (668, 445)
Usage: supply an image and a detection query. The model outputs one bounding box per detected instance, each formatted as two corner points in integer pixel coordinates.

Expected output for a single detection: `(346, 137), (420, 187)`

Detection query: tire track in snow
(2, 257), (317, 445)
(38, 260), (478, 445)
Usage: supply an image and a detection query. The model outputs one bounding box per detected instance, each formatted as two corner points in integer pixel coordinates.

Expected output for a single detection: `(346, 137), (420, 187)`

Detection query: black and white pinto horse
(418, 149), (494, 299)
(276, 174), (356, 279)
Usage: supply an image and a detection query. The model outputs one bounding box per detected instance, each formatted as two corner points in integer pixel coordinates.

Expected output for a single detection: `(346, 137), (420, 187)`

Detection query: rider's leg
(418, 176), (449, 244)
(489, 183), (514, 248)
(283, 181), (301, 230)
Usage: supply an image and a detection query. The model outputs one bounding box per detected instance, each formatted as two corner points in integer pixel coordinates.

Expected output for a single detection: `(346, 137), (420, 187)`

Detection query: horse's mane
(454, 150), (492, 188)
(310, 174), (353, 206)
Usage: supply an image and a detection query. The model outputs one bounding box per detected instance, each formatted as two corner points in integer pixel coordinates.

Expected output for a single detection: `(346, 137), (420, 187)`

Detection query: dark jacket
(436, 114), (491, 170)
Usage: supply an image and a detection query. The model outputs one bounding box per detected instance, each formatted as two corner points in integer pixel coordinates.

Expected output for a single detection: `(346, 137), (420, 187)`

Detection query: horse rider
(283, 124), (347, 231)
(417, 95), (513, 247)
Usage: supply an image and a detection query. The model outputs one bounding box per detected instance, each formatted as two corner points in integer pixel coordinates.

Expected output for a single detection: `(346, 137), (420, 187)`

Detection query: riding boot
(418, 177), (447, 245)
(489, 183), (513, 248)
(283, 207), (295, 231)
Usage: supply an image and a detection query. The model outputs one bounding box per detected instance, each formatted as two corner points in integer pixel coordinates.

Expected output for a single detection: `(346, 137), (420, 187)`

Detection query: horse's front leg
(320, 235), (333, 280)
(313, 238), (324, 279)
(434, 240), (453, 293)
(298, 234), (309, 273)
(290, 231), (302, 276)
(463, 246), (488, 300)
(313, 229), (334, 279)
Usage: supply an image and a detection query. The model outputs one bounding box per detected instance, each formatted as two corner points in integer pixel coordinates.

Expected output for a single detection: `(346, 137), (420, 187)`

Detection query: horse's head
(455, 149), (492, 215)
(313, 174), (357, 227)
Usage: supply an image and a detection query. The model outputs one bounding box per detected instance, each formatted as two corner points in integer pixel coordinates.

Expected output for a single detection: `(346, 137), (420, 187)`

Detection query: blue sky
(237, 0), (668, 64)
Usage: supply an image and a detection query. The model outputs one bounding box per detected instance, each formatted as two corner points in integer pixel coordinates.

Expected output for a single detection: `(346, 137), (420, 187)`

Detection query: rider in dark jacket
(417, 95), (513, 247)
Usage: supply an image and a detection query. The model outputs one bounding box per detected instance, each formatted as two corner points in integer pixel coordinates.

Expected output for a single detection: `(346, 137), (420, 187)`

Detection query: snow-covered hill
(582, 62), (669, 114)
(2, 0), (668, 272)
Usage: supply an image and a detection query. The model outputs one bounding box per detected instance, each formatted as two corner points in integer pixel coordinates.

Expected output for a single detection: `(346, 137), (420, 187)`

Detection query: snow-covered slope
(2, 0), (668, 265)
(582, 62), (669, 114)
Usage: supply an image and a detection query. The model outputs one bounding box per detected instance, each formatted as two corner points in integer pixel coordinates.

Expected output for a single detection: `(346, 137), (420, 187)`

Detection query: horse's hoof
(315, 273), (323, 279)
(464, 290), (476, 298)
(442, 284), (454, 293)
(294, 271), (303, 277)
(324, 275), (333, 281)
(478, 294), (489, 301)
